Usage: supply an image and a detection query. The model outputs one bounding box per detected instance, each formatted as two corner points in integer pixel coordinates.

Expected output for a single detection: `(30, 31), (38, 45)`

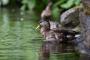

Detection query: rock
(60, 6), (82, 28)
(81, 0), (90, 15)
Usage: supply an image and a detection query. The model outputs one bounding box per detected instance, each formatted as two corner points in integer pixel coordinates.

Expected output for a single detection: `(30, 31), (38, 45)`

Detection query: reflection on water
(0, 8), (42, 60)
(0, 8), (79, 60)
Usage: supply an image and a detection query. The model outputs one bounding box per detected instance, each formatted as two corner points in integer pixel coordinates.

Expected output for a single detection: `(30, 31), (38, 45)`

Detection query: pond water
(0, 8), (79, 60)
(0, 8), (43, 60)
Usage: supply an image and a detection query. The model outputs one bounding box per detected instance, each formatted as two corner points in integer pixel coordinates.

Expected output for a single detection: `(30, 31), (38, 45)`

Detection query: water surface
(0, 8), (43, 60)
(0, 8), (79, 60)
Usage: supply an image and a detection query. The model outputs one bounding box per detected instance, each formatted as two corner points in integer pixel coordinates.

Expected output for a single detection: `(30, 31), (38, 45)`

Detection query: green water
(0, 8), (79, 60)
(0, 8), (43, 60)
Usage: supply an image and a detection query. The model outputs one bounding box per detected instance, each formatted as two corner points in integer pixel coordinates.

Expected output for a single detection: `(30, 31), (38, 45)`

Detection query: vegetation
(0, 0), (81, 20)
(21, 0), (81, 20)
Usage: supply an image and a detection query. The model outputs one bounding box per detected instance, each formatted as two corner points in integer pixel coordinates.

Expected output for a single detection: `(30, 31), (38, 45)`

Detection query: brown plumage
(41, 2), (52, 19)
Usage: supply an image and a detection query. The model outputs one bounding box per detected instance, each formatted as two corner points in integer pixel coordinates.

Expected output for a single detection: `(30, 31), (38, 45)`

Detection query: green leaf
(53, 0), (66, 7)
(74, 0), (81, 5)
(52, 7), (60, 20)
(21, 5), (26, 11)
(22, 0), (28, 4)
(61, 0), (75, 9)
(21, 0), (36, 10)
(29, 0), (36, 10)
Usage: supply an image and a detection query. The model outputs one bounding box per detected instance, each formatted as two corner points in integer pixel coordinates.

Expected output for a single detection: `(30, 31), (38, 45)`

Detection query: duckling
(41, 2), (52, 19)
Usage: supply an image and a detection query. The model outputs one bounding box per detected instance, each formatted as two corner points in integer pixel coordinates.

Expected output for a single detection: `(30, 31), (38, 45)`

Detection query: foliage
(21, 0), (36, 10)
(1, 0), (81, 20)
(51, 0), (81, 20)
(21, 0), (81, 20)
(60, 0), (81, 9)
(0, 0), (9, 6)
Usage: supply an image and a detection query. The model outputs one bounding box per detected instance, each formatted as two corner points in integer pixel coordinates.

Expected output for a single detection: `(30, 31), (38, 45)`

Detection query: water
(0, 8), (43, 60)
(0, 8), (79, 60)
